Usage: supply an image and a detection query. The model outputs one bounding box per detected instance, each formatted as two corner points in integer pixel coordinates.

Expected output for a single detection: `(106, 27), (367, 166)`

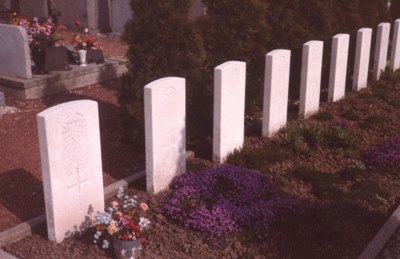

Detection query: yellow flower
(107, 221), (117, 235)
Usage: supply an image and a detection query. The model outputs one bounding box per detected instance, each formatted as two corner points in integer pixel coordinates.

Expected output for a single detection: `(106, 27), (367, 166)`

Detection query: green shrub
(340, 110), (360, 121)
(226, 145), (291, 171)
(313, 111), (334, 121)
(120, 0), (209, 152)
(200, 0), (271, 110)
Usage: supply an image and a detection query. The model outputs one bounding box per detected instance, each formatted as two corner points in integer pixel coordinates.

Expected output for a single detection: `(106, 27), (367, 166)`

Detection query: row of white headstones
(36, 19), (400, 243)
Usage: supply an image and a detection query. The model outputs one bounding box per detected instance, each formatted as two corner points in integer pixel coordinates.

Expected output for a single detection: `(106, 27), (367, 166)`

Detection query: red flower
(74, 19), (81, 27)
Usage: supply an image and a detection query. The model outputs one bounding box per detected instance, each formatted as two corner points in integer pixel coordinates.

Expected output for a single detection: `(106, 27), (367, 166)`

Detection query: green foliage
(313, 111), (334, 121)
(360, 115), (387, 129)
(120, 0), (209, 151)
(226, 145), (291, 171)
(282, 124), (359, 154)
(200, 0), (271, 110)
(291, 164), (342, 199)
(340, 110), (360, 121)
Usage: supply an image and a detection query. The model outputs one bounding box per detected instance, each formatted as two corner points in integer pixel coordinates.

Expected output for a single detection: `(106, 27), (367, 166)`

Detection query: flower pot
(78, 49), (88, 67)
(112, 238), (142, 259)
(31, 47), (46, 74)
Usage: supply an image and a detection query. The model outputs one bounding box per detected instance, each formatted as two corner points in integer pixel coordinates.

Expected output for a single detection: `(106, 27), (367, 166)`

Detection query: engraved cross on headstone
(67, 167), (89, 211)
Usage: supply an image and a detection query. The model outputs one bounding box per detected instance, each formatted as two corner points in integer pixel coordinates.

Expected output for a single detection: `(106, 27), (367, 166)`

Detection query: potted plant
(71, 20), (96, 67)
(94, 187), (151, 259)
(11, 15), (66, 74)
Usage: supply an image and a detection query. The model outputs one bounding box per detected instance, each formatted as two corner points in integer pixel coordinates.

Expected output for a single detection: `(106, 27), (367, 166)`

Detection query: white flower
(120, 249), (127, 256)
(139, 217), (151, 230)
(102, 239), (110, 249)
(84, 28), (89, 33)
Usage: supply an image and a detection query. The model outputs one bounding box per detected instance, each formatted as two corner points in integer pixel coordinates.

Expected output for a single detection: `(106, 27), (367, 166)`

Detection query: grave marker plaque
(37, 100), (104, 243)
(373, 23), (390, 80)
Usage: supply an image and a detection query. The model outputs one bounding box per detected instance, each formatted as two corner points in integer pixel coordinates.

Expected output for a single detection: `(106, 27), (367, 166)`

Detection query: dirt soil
(2, 35), (400, 258)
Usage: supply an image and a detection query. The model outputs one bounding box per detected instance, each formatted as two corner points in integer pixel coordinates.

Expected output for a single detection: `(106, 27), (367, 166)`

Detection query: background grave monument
(0, 24), (32, 79)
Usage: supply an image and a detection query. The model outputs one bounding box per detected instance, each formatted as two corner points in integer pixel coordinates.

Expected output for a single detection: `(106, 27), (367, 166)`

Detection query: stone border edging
(0, 170), (146, 247)
(0, 248), (18, 259)
(358, 204), (400, 259)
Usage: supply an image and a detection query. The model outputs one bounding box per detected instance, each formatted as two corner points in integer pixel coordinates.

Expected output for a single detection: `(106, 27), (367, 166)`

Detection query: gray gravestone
(0, 24), (32, 79)
(110, 0), (131, 34)
(19, 0), (48, 18)
(390, 19), (400, 72)
(37, 100), (104, 243)
(53, 0), (99, 32)
(145, 77), (186, 194)
(373, 23), (390, 80)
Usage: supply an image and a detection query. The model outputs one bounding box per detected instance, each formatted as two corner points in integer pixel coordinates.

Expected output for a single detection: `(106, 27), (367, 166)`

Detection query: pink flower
(140, 203), (149, 211)
(111, 201), (119, 207)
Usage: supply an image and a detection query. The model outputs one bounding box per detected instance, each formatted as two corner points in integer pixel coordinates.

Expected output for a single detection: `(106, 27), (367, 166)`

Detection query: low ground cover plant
(364, 135), (400, 169)
(163, 165), (301, 240)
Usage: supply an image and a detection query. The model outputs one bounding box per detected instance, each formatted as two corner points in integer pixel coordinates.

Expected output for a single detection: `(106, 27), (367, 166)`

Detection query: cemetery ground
(3, 65), (400, 257)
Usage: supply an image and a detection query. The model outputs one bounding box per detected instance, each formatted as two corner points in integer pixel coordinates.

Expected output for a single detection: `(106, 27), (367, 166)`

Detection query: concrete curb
(0, 170), (145, 247)
(0, 249), (19, 259)
(358, 204), (400, 259)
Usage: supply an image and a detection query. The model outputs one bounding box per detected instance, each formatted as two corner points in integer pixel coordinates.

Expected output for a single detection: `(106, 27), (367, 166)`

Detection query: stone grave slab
(111, 0), (132, 34)
(53, 0), (98, 32)
(0, 60), (127, 99)
(144, 77), (186, 193)
(19, 0), (48, 18)
(328, 34), (350, 102)
(213, 61), (246, 163)
(352, 28), (372, 91)
(390, 19), (400, 72)
(37, 100), (104, 243)
(262, 49), (291, 137)
(0, 24), (32, 79)
(373, 23), (390, 80)
(299, 40), (323, 118)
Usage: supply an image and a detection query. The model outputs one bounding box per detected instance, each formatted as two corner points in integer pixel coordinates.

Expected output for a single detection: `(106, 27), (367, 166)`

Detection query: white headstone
(213, 61), (246, 163)
(352, 28), (372, 91)
(262, 49), (291, 137)
(0, 24), (32, 79)
(373, 23), (391, 80)
(37, 100), (104, 243)
(390, 19), (400, 72)
(328, 34), (350, 102)
(299, 41), (323, 118)
(144, 77), (186, 194)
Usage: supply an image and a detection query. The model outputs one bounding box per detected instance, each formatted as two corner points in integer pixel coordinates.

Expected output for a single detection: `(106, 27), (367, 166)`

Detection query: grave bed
(0, 59), (127, 100)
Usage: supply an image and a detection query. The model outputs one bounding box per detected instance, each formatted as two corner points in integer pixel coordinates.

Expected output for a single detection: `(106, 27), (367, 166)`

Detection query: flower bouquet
(71, 20), (96, 66)
(11, 14), (66, 73)
(94, 187), (151, 259)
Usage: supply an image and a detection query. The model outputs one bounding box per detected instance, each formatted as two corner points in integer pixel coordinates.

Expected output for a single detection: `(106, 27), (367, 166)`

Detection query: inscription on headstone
(213, 61), (246, 163)
(262, 49), (291, 137)
(144, 77), (186, 193)
(37, 100), (104, 243)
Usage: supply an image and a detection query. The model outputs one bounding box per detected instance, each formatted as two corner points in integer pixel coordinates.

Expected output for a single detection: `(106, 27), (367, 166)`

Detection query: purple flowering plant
(163, 165), (300, 239)
(364, 135), (400, 169)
